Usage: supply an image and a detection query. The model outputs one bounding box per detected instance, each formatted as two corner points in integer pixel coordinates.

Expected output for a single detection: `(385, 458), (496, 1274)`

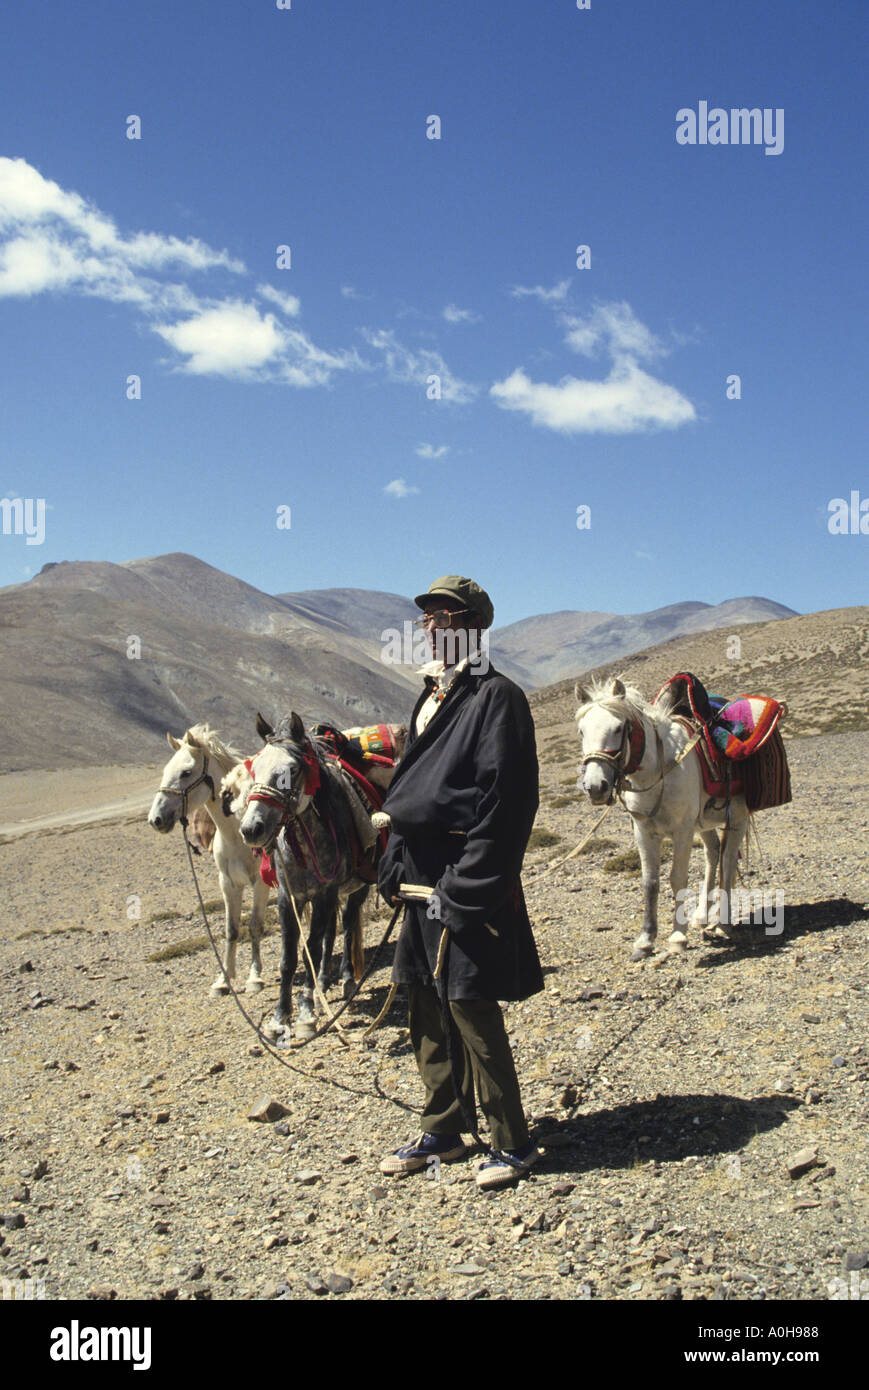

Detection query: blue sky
(0, 0), (866, 627)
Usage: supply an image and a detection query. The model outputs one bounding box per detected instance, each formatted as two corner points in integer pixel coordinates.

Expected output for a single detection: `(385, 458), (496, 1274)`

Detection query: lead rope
(179, 816), (402, 1062)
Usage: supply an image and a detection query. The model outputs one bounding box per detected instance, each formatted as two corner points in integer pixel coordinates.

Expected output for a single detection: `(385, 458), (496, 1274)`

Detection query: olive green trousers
(407, 983), (529, 1152)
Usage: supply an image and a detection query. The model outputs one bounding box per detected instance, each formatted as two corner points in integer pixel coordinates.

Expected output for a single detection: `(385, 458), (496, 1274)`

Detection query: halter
(579, 715), (646, 802)
(246, 736), (341, 884)
(157, 752), (215, 827)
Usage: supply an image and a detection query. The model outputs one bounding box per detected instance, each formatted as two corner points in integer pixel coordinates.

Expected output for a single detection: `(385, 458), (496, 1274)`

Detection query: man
(377, 575), (543, 1188)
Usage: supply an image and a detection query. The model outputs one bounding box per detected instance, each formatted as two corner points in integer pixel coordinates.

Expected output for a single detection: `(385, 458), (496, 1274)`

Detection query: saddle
(654, 672), (791, 812)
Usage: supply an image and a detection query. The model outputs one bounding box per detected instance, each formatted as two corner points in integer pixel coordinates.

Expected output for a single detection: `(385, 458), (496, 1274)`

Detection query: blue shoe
(475, 1140), (539, 1188)
(380, 1132), (467, 1175)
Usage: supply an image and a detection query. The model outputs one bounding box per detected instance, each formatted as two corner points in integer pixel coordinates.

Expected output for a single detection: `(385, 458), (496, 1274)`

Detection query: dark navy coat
(377, 662), (544, 1002)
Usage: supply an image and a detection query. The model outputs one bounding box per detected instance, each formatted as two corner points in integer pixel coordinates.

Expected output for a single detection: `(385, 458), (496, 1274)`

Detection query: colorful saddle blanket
(655, 672), (791, 811)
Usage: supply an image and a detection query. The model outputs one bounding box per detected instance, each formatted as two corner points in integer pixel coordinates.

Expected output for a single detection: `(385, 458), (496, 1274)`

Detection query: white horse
(575, 677), (750, 960)
(148, 725), (270, 995)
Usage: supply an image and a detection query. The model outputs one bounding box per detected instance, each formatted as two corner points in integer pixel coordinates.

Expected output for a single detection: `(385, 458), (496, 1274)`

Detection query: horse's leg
(297, 892), (332, 1032)
(692, 829), (721, 931)
(718, 814), (749, 937)
(315, 901), (338, 1006)
(631, 824), (662, 960)
(245, 875), (270, 993)
(263, 885), (298, 1038)
(340, 886), (367, 1000)
(666, 826), (694, 952)
(211, 874), (242, 995)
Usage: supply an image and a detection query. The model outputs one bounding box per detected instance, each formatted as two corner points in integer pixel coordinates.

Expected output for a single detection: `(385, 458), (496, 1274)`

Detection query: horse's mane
(184, 723), (243, 770)
(575, 677), (671, 731)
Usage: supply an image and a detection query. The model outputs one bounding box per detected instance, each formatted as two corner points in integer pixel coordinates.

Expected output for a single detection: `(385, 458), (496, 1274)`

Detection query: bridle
(157, 751), (216, 827)
(246, 734), (341, 884)
(579, 709), (648, 803)
(578, 704), (701, 818)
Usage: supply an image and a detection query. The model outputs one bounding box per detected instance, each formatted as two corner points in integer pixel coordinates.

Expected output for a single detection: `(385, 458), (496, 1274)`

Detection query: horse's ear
(166, 732), (181, 751)
(255, 712), (274, 742)
(289, 711), (306, 743)
(183, 728), (199, 747)
(610, 677), (626, 697)
(575, 682), (589, 705)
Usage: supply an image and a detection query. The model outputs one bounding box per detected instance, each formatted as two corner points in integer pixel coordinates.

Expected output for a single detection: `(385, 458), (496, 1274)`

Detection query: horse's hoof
(210, 980), (231, 996)
(630, 946), (653, 961)
(295, 1019), (316, 1040)
(667, 933), (688, 953)
(702, 925), (732, 944)
(262, 1018), (289, 1041)
(245, 978), (264, 994)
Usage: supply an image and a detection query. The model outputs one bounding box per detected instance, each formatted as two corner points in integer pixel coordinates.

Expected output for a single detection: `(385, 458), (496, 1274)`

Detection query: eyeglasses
(413, 608), (472, 629)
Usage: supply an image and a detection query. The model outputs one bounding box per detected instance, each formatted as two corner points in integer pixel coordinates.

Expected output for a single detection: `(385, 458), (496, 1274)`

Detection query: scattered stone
(295, 1171), (321, 1186)
(807, 1165), (836, 1184)
(266, 1235), (289, 1250)
(247, 1095), (291, 1123)
(187, 1263), (205, 1281)
(12, 1187), (30, 1204)
(831, 1057), (846, 1067)
(800, 1013), (821, 1023)
(325, 1272), (353, 1294)
(787, 1146), (821, 1179)
(843, 1252), (868, 1272)
(305, 1275), (329, 1295)
(578, 987), (605, 1001)
(3, 1214), (25, 1230)
(559, 1085), (578, 1109)
(18, 961), (33, 973)
(209, 1062), (226, 1075)
(248, 1047), (264, 1057)
(85, 1239), (98, 1252)
(152, 1221), (170, 1235)
(339, 1153), (359, 1165)
(192, 1286), (212, 1300)
(552, 1181), (575, 1197)
(153, 1111), (170, 1124)
(158, 1288), (179, 1300)
(453, 1262), (486, 1276)
(86, 1286), (117, 1300)
(273, 1122), (291, 1137)
(793, 1199), (821, 1211)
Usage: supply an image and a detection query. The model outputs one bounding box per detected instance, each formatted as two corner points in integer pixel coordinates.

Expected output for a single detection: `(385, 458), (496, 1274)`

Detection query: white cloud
(415, 443), (449, 459)
(360, 328), (477, 403)
(384, 478), (420, 498)
(257, 283), (301, 317)
(490, 362), (696, 435)
(442, 303), (480, 324)
(154, 302), (285, 376)
(562, 302), (664, 361)
(510, 279), (571, 304)
(0, 157), (365, 387)
(492, 299), (695, 435)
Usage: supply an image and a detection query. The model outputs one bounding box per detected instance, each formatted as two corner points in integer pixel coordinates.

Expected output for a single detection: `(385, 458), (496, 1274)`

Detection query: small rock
(559, 1085), (578, 1109)
(158, 1288), (179, 1300)
(153, 1111), (170, 1124)
(843, 1252), (869, 1272)
(85, 1239), (98, 1252)
(18, 961), (34, 973)
(339, 1153), (359, 1165)
(786, 1146), (820, 1179)
(325, 1272), (353, 1294)
(247, 1095), (291, 1123)
(209, 1062), (226, 1075)
(266, 1235), (288, 1250)
(453, 1261), (486, 1276)
(153, 1221), (170, 1235)
(552, 1181), (575, 1197)
(305, 1275), (329, 1295)
(295, 1171), (321, 1186)
(86, 1286), (117, 1300)
(187, 1263), (205, 1280)
(273, 1122), (292, 1137)
(800, 1013), (821, 1023)
(807, 1165), (836, 1184)
(3, 1214), (25, 1230)
(12, 1187), (30, 1204)
(192, 1287), (212, 1300)
(793, 1199), (821, 1211)
(248, 1047), (264, 1058)
(578, 987), (605, 1001)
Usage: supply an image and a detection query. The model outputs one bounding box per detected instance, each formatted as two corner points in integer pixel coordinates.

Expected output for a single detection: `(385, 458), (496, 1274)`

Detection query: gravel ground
(0, 730), (867, 1303)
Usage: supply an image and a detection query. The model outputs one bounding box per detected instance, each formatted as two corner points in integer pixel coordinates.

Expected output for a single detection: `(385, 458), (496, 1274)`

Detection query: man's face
(423, 598), (473, 665)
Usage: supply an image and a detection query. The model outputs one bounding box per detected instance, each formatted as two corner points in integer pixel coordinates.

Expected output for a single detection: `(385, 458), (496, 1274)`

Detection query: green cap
(413, 575), (494, 629)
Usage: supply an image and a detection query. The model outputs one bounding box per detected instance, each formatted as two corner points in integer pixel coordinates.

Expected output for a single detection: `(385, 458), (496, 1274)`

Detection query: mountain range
(0, 551), (804, 770)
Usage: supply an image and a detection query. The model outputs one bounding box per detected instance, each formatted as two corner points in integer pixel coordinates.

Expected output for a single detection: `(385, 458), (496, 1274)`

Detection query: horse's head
(575, 678), (646, 805)
(148, 728), (215, 832)
(237, 711), (320, 848)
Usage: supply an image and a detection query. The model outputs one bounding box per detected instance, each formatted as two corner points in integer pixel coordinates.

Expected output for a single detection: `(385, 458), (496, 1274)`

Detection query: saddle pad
(716, 696), (787, 760)
(346, 722), (400, 762)
(673, 715), (743, 799)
